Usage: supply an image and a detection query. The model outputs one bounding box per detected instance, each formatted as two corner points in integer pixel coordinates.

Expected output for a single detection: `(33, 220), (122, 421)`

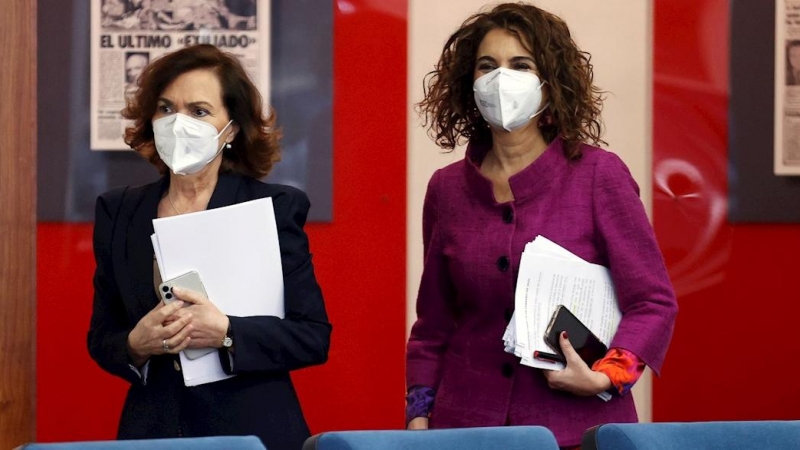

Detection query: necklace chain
(168, 191), (182, 215)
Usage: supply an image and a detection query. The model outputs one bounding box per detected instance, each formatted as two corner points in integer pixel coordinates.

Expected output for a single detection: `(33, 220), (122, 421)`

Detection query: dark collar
(207, 172), (246, 210)
(151, 171), (247, 211)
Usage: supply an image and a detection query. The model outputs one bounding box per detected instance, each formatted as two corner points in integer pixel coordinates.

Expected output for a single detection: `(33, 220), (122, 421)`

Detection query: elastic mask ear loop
(211, 120), (234, 157)
(530, 80), (549, 120)
(531, 102), (550, 120)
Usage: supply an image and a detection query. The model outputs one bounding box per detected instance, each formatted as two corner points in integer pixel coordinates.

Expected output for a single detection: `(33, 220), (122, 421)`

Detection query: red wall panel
(36, 0), (408, 441)
(653, 0), (800, 421)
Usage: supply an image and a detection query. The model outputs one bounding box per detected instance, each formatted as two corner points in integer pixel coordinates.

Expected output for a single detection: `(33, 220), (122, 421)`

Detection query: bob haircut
(418, 2), (605, 158)
(122, 44), (281, 178)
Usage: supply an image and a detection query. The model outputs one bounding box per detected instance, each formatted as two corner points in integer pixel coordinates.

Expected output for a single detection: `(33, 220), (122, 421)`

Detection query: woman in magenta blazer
(405, 4), (677, 448)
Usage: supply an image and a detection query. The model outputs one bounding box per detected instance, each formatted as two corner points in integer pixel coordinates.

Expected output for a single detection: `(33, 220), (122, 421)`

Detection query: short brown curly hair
(122, 44), (281, 178)
(417, 2), (605, 158)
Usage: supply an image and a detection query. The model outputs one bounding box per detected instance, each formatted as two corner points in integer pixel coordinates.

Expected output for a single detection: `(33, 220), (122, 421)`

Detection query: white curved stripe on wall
(407, 0), (654, 422)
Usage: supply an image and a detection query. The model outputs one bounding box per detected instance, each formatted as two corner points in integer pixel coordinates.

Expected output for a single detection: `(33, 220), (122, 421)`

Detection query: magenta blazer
(406, 138), (678, 447)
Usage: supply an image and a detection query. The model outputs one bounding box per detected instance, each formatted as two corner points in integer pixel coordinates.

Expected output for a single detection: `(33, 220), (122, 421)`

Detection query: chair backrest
(303, 426), (559, 450)
(20, 435), (266, 449)
(582, 421), (800, 450)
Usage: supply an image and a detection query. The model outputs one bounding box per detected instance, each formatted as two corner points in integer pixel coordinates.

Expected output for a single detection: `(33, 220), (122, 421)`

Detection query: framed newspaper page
(775, 0), (800, 175)
(729, 0), (800, 222)
(90, 0), (270, 151)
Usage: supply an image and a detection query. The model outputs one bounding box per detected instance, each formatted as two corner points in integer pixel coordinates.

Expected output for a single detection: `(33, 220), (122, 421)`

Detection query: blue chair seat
(582, 421), (800, 450)
(20, 435), (266, 449)
(303, 426), (559, 450)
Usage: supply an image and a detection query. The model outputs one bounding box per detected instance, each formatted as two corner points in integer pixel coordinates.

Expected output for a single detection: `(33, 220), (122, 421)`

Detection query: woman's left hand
(542, 332), (612, 396)
(169, 287), (229, 349)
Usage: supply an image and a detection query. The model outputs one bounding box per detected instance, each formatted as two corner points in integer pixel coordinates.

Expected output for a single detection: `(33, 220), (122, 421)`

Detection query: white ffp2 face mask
(473, 67), (547, 132)
(153, 113), (232, 175)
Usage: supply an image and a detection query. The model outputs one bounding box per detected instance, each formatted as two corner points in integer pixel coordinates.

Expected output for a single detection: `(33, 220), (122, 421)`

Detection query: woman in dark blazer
(87, 44), (331, 450)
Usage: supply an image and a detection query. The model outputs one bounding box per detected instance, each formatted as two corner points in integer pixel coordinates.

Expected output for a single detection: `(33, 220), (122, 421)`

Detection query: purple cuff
(405, 385), (436, 426)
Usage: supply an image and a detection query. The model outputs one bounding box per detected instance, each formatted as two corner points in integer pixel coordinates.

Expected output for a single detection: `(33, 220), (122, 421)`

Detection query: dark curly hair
(122, 44), (281, 178)
(417, 2), (605, 158)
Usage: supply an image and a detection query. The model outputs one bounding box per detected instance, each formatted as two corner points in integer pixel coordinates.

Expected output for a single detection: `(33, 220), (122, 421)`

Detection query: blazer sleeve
(405, 170), (458, 389)
(220, 187), (332, 373)
(87, 188), (143, 385)
(592, 153), (678, 375)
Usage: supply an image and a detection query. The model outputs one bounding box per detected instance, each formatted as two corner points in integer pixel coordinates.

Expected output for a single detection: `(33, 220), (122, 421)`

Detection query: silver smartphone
(159, 271), (206, 305)
(158, 271), (216, 360)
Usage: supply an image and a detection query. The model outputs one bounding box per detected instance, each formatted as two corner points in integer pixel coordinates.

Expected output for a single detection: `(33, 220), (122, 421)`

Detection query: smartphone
(544, 305), (607, 367)
(158, 271), (215, 360)
(159, 271), (206, 305)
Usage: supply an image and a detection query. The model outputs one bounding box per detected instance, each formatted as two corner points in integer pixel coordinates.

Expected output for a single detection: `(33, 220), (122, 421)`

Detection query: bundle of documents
(503, 236), (621, 376)
(151, 197), (284, 386)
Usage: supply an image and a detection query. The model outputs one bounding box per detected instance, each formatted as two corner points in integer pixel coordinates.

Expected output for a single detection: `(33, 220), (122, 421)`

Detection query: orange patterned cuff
(591, 348), (646, 395)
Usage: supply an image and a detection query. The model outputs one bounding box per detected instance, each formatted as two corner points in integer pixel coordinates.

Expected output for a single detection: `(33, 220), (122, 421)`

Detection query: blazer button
(497, 256), (510, 272)
(504, 308), (513, 322)
(501, 362), (514, 378)
(502, 208), (514, 223)
(173, 360), (181, 372)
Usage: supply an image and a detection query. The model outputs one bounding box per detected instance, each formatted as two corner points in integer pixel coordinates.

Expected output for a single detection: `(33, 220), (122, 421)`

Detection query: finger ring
(162, 339), (170, 352)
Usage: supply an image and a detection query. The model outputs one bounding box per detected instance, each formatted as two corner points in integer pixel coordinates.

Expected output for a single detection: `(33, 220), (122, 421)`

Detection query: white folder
(151, 197), (284, 386)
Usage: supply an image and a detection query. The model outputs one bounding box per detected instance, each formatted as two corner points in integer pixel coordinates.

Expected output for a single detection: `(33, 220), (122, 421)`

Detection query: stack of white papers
(503, 236), (621, 377)
(151, 197), (285, 386)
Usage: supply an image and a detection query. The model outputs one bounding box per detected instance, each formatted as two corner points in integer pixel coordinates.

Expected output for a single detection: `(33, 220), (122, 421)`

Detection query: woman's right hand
(127, 300), (194, 367)
(407, 417), (429, 430)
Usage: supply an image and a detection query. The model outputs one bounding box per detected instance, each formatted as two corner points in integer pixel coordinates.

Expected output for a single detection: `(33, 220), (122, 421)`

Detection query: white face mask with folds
(153, 113), (233, 175)
(473, 67), (547, 132)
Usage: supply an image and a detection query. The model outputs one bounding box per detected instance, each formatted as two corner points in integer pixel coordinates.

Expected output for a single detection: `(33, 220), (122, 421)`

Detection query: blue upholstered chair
(303, 426), (560, 450)
(582, 421), (800, 450)
(19, 436), (266, 449)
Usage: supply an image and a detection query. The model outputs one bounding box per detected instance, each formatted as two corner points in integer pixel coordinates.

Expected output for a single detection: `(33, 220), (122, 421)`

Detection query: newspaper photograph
(775, 0), (800, 175)
(90, 0), (269, 150)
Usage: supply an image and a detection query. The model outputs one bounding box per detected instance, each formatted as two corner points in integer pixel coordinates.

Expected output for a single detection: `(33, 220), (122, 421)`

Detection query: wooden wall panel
(0, 0), (37, 447)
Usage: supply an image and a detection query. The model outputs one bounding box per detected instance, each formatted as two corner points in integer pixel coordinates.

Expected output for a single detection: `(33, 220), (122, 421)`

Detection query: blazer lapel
(207, 173), (246, 210)
(125, 176), (168, 319)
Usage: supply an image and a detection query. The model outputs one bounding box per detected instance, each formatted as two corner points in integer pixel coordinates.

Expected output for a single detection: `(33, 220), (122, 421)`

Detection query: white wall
(407, 0), (653, 421)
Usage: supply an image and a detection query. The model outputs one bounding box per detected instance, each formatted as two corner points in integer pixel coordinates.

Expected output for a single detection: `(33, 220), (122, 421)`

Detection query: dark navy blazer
(88, 173), (331, 450)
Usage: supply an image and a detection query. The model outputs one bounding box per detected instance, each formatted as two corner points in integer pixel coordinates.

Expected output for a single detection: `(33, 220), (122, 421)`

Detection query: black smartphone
(544, 305), (608, 367)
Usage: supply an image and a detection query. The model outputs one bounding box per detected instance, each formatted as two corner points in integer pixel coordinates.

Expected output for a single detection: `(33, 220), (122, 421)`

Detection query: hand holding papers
(151, 197), (284, 386)
(502, 236), (621, 374)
